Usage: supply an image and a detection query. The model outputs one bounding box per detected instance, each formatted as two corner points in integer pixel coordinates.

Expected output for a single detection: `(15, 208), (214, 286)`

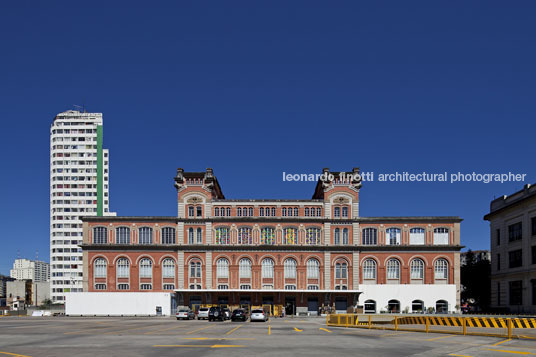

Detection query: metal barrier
(326, 314), (536, 339)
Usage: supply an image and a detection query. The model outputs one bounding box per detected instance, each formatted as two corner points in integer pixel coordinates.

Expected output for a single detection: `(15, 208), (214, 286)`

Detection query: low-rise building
(0, 274), (15, 298)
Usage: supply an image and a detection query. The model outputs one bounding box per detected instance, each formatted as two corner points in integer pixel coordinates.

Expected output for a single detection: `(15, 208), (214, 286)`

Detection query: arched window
(237, 207), (242, 216)
(161, 227), (176, 244)
(93, 227), (107, 244)
(342, 228), (349, 245)
(306, 259), (320, 279)
(410, 259), (424, 279)
(139, 258), (153, 278)
(434, 259), (448, 280)
(409, 228), (425, 245)
(190, 260), (201, 278)
(335, 261), (348, 279)
(162, 258), (175, 278)
(305, 208), (310, 216)
(364, 300), (376, 313)
(334, 207), (341, 218)
(226, 207), (231, 216)
(436, 300), (448, 313)
(412, 300), (424, 313)
(260, 207), (264, 216)
(116, 227), (130, 244)
(282, 207), (287, 216)
(239, 258), (252, 278)
(306, 228), (321, 245)
(94, 258), (107, 278)
(139, 227), (153, 244)
(433, 228), (449, 245)
(284, 258), (297, 279)
(271, 207), (276, 216)
(316, 208), (321, 217)
(386, 259), (400, 279)
(214, 207), (219, 216)
(249, 207), (254, 216)
(284, 228), (297, 245)
(196, 228), (202, 244)
(362, 228), (377, 245)
(116, 258), (130, 278)
(261, 258), (274, 278)
(294, 207), (299, 216)
(188, 228), (194, 244)
(342, 206), (348, 217)
(261, 227), (275, 245)
(386, 228), (401, 245)
(238, 227), (252, 245)
(388, 299), (400, 313)
(334, 228), (340, 245)
(216, 258), (229, 278)
(362, 259), (377, 280)
(215, 227), (230, 245)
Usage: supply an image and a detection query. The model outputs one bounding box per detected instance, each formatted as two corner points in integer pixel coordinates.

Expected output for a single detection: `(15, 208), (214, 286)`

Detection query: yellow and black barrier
(326, 314), (536, 339)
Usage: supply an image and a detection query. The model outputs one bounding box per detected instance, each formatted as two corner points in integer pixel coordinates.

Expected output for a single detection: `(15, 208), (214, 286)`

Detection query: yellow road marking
(320, 328), (332, 333)
(186, 325), (214, 335)
(268, 325), (271, 335)
(184, 338), (255, 341)
(0, 352), (32, 357)
(103, 325), (158, 335)
(225, 325), (243, 335)
(294, 327), (303, 332)
(492, 339), (512, 346)
(483, 349), (534, 355)
(426, 334), (456, 341)
(153, 344), (245, 348)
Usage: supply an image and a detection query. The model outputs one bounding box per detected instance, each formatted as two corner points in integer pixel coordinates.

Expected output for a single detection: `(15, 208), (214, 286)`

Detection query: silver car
(176, 308), (195, 320)
(197, 307), (210, 320)
(250, 309), (268, 322)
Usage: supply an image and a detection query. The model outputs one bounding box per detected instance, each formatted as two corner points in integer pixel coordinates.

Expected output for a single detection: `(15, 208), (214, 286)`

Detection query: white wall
(65, 292), (172, 316)
(358, 284), (457, 313)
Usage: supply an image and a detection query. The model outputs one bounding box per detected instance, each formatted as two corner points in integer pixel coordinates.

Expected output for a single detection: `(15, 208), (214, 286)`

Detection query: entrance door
(335, 297), (347, 313)
(189, 296), (202, 312)
(308, 297), (319, 315)
(285, 296), (296, 316)
(262, 296), (274, 316)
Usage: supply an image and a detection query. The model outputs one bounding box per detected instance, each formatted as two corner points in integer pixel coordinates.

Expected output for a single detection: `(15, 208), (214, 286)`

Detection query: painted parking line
(225, 325), (243, 335)
(153, 344), (245, 348)
(102, 324), (162, 335)
(268, 325), (271, 335)
(0, 351), (32, 357)
(426, 334), (456, 341)
(492, 339), (512, 347)
(294, 327), (303, 332)
(319, 328), (332, 333)
(483, 349), (534, 355)
(183, 338), (255, 341)
(186, 325), (215, 335)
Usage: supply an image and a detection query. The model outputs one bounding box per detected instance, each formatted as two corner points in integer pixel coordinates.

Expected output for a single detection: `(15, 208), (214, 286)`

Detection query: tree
(461, 250), (491, 311)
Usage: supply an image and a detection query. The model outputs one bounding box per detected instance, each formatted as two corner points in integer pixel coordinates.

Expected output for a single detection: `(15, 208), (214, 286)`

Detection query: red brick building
(81, 168), (462, 315)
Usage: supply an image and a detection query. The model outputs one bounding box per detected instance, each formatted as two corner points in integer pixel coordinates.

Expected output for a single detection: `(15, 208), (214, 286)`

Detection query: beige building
(484, 183), (536, 314)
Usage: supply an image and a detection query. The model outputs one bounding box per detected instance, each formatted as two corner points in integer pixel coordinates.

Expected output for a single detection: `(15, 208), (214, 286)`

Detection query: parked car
(231, 308), (247, 322)
(222, 307), (231, 320)
(197, 307), (210, 320)
(250, 309), (269, 322)
(208, 306), (225, 322)
(176, 308), (195, 320)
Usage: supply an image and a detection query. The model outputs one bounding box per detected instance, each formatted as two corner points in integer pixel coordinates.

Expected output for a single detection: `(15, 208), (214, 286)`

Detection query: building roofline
(484, 183), (536, 220)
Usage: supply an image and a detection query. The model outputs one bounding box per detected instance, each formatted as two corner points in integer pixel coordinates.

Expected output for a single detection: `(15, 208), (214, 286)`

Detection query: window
(433, 228), (449, 245)
(218, 284), (229, 290)
(306, 228), (321, 245)
(261, 227), (275, 245)
(532, 246), (536, 264)
(93, 227), (107, 244)
(216, 258), (229, 278)
(410, 259), (424, 279)
(307, 285), (319, 290)
(239, 258), (252, 278)
(116, 227), (130, 244)
(140, 283), (152, 290)
(305, 208), (309, 216)
(215, 207), (220, 216)
(497, 254), (501, 270)
(294, 207), (298, 216)
(196, 206), (202, 217)
(188, 206), (194, 217)
(364, 300), (376, 313)
(249, 207), (254, 216)
(282, 208), (287, 216)
(187, 261), (200, 278)
(272, 207), (276, 216)
(162, 259), (175, 278)
(242, 207), (248, 216)
(94, 258), (107, 278)
(533, 217), (536, 236)
(95, 283), (106, 290)
(307, 259), (320, 279)
(335, 261), (348, 279)
(362, 228), (377, 245)
(508, 222), (522, 242)
(496, 228), (501, 246)
(237, 207), (242, 216)
(163, 284), (175, 290)
(238, 227), (252, 244)
(334, 228), (340, 245)
(386, 259), (400, 279)
(497, 282), (501, 305)
(262, 284), (274, 290)
(342, 228), (349, 245)
(434, 259), (448, 280)
(284, 258), (297, 278)
(139, 227), (153, 244)
(509, 280), (523, 305)
(363, 259), (377, 280)
(260, 207), (264, 216)
(116, 258), (130, 278)
(436, 300), (448, 313)
(196, 228), (202, 244)
(215, 227), (230, 245)
(409, 228), (425, 245)
(117, 283), (129, 290)
(188, 228), (194, 244)
(139, 258), (153, 278)
(285, 285), (297, 290)
(240, 285), (251, 290)
(262, 258), (274, 278)
(342, 206), (348, 217)
(386, 228), (401, 245)
(284, 228), (297, 245)
(334, 207), (340, 217)
(227, 208), (231, 216)
(317, 208), (321, 217)
(509, 249), (523, 268)
(162, 227), (176, 244)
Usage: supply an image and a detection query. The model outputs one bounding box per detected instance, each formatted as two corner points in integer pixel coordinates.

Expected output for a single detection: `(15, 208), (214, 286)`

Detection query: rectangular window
(532, 281), (536, 306)
(509, 280), (522, 305)
(496, 229), (501, 246)
(196, 206), (202, 217)
(532, 246), (536, 265)
(497, 254), (500, 271)
(497, 282), (501, 305)
(533, 217), (536, 236)
(508, 249), (523, 268)
(508, 222), (523, 242)
(188, 206), (194, 217)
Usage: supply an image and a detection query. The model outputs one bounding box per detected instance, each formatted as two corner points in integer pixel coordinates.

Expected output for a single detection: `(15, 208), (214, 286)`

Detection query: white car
(250, 309), (268, 322)
(197, 307), (210, 320)
(176, 308), (195, 320)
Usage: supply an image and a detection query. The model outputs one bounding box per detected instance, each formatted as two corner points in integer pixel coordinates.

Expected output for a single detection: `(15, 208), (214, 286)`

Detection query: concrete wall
(65, 292), (172, 316)
(358, 284), (457, 313)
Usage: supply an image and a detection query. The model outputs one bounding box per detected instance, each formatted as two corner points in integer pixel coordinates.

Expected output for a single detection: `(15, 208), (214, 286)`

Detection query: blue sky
(0, 1), (534, 274)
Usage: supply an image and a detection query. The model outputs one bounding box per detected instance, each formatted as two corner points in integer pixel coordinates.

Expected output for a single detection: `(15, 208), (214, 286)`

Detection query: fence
(326, 314), (536, 339)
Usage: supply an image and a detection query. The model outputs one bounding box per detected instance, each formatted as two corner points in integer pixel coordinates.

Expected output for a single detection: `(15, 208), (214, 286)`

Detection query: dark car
(231, 308), (247, 322)
(208, 306), (225, 322)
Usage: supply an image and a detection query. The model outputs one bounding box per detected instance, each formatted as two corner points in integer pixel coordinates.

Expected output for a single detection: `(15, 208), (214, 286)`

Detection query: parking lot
(0, 316), (535, 356)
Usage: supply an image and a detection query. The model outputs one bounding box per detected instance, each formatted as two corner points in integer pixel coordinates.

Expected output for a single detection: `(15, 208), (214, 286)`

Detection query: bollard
(462, 317), (466, 336)
(368, 315), (372, 329)
(426, 317), (430, 333)
(337, 314), (341, 326)
(507, 318), (512, 338)
(395, 316), (398, 331)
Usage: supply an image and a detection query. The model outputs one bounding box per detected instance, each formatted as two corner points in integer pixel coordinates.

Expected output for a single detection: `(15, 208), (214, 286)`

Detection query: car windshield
(178, 309), (188, 312)
(199, 308), (208, 311)
(252, 310), (263, 313)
